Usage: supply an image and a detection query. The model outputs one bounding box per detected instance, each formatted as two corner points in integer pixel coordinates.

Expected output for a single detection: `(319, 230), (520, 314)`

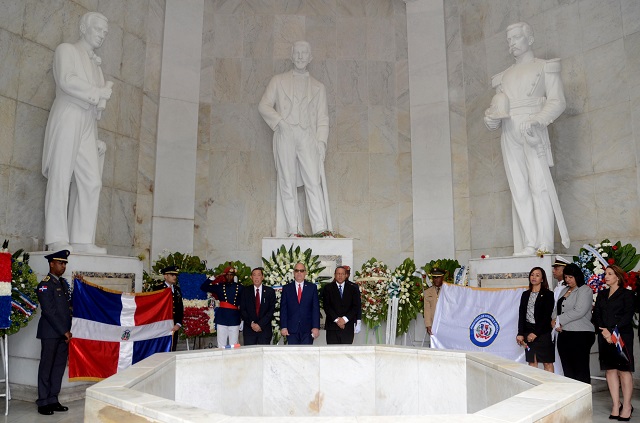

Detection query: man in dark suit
(323, 266), (360, 344)
(240, 267), (276, 345)
(36, 250), (72, 416)
(280, 262), (320, 344)
(161, 266), (183, 351)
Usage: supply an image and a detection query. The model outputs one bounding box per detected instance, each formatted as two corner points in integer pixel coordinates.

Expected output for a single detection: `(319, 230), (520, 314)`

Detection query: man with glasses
(280, 263), (320, 344)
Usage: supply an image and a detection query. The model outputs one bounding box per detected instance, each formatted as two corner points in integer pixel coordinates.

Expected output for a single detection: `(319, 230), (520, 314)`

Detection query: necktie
(297, 284), (302, 303)
(255, 288), (260, 315)
(339, 284), (343, 298)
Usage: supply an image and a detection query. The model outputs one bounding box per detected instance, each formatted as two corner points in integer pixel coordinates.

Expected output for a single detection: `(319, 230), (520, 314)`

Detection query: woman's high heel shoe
(610, 402), (623, 419)
(618, 405), (633, 421)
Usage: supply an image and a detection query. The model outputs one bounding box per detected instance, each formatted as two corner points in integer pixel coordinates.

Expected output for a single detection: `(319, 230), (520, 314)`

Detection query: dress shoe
(609, 402), (622, 419)
(618, 405), (633, 421)
(47, 241), (73, 252)
(71, 243), (107, 254)
(51, 402), (69, 412)
(38, 405), (54, 415)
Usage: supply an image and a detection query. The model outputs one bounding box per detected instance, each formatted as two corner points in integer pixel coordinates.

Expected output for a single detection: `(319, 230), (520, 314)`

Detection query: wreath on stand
(0, 241), (39, 336)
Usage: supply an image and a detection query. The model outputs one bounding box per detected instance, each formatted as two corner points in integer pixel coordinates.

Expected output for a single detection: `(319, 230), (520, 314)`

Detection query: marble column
(405, 0), (455, 263)
(151, 0), (204, 259)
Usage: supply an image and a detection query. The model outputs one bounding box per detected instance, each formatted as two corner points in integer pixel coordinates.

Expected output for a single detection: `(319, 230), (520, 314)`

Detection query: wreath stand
(0, 334), (9, 415)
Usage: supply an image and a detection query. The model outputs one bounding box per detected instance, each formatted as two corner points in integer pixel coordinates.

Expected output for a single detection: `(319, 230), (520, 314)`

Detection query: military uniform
(36, 250), (72, 414)
(157, 266), (183, 351)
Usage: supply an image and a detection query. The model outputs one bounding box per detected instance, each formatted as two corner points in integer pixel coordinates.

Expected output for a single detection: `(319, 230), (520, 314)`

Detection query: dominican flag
(69, 278), (174, 381)
(611, 326), (630, 363)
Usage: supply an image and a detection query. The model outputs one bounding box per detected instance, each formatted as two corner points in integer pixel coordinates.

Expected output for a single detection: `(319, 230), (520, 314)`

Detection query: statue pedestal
(262, 237), (353, 279)
(8, 253), (143, 401)
(468, 254), (572, 288)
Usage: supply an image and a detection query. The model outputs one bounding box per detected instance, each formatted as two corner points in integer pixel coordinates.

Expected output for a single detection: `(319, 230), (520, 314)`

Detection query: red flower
(608, 258), (615, 265)
(612, 245), (618, 250)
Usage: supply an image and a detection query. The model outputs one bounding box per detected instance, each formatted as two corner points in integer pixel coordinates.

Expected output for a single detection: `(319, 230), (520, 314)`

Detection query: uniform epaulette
(42, 275), (50, 282)
(490, 71), (504, 89)
(544, 58), (562, 73)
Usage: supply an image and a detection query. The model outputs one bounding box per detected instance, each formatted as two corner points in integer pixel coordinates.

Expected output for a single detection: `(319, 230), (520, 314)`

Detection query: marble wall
(451, 0), (640, 258)
(0, 0), (163, 261)
(195, 0), (413, 269)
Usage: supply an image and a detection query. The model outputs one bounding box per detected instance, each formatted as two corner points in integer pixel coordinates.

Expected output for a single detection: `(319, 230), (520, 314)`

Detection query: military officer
(160, 266), (184, 351)
(36, 249), (72, 415)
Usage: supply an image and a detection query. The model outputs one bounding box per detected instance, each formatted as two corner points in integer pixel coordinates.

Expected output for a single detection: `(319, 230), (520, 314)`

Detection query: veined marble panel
(579, 0), (623, 52)
(375, 348), (419, 415)
(0, 29), (21, 99)
(263, 348), (321, 416)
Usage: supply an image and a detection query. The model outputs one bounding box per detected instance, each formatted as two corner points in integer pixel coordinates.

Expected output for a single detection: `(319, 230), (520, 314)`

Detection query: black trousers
(243, 329), (272, 345)
(37, 338), (68, 406)
(557, 330), (595, 384)
(326, 329), (354, 344)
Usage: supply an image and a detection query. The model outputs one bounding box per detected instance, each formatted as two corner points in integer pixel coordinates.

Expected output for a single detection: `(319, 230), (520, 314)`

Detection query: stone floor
(0, 388), (636, 422)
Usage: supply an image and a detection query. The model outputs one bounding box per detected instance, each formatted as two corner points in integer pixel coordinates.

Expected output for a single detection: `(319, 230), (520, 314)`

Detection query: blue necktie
(339, 284), (343, 298)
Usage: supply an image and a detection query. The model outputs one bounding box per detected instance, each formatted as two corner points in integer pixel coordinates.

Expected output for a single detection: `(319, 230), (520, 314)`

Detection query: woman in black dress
(516, 267), (555, 372)
(593, 264), (635, 421)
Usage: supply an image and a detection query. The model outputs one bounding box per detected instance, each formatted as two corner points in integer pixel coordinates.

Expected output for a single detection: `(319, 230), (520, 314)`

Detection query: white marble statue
(42, 12), (112, 254)
(258, 41), (331, 236)
(484, 22), (570, 255)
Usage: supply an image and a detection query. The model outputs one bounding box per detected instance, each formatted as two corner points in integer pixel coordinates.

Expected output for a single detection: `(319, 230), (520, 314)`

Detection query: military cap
(223, 266), (236, 274)
(552, 256), (571, 267)
(161, 265), (179, 275)
(44, 250), (70, 263)
(429, 268), (446, 277)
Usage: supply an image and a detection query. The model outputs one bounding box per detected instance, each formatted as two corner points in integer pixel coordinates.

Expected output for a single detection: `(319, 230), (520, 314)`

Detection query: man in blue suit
(280, 262), (320, 344)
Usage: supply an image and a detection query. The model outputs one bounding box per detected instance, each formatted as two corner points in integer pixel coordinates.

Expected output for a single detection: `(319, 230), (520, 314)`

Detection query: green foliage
(143, 251), (208, 292)
(420, 259), (461, 286)
(211, 260), (252, 286)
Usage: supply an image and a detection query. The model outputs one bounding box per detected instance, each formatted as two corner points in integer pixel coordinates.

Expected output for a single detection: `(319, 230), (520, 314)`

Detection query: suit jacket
(280, 281), (320, 334)
(258, 70), (329, 144)
(347, 280), (362, 320)
(556, 284), (594, 332)
(517, 289), (554, 337)
(36, 273), (72, 339)
(322, 281), (360, 332)
(593, 287), (635, 335)
(240, 284), (276, 334)
(43, 42), (105, 177)
(423, 286), (440, 327)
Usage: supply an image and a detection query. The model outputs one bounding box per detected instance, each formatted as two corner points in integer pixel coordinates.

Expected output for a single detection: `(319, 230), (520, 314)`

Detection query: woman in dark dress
(593, 264), (635, 421)
(516, 267), (555, 372)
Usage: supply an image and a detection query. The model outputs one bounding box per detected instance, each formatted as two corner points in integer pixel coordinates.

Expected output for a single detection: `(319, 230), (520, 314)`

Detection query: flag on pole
(69, 278), (174, 381)
(431, 283), (527, 362)
(611, 326), (630, 363)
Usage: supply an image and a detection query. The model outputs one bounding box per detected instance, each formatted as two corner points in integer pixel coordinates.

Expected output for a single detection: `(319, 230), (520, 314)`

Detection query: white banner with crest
(431, 283), (527, 363)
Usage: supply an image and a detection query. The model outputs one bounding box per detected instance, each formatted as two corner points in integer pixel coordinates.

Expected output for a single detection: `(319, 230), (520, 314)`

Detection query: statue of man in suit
(42, 12), (113, 254)
(258, 41), (331, 236)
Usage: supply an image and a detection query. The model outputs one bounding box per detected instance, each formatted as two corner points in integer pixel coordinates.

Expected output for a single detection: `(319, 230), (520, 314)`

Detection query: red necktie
(255, 288), (260, 315)
(297, 284), (302, 303)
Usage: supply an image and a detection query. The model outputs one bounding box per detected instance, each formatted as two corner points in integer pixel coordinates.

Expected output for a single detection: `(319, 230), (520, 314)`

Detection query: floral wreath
(574, 239), (640, 295)
(389, 258), (423, 337)
(262, 245), (328, 344)
(354, 258), (391, 332)
(0, 241), (39, 336)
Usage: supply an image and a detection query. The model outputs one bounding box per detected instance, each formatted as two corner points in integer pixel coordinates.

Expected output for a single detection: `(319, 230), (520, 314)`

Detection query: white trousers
(216, 325), (240, 348)
(275, 124), (327, 234)
(44, 101), (102, 245)
(501, 120), (554, 252)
